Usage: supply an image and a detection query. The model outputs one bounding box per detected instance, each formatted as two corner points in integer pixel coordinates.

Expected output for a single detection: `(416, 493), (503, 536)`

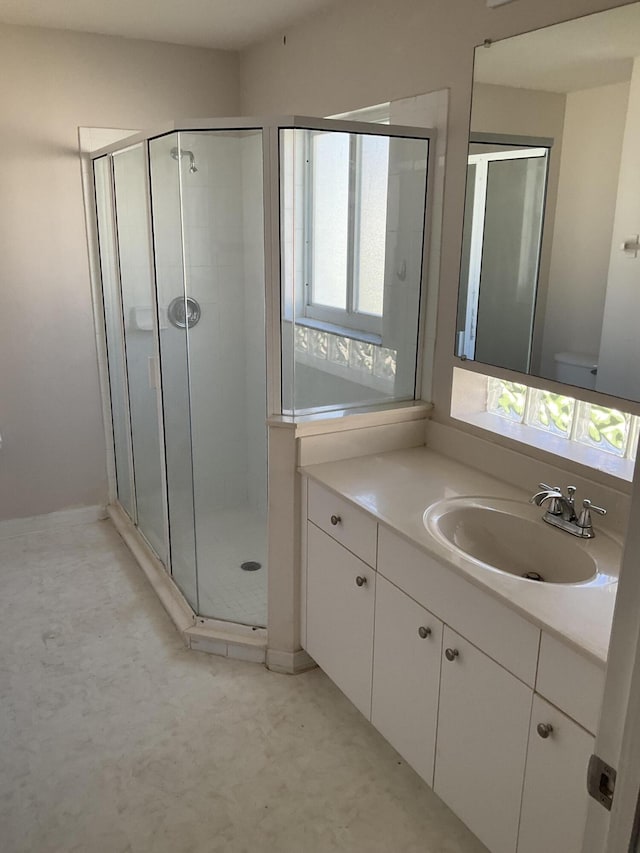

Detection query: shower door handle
(147, 356), (160, 390)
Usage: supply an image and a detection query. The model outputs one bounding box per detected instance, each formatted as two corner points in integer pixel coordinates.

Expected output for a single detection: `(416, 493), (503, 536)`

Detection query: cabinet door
(517, 696), (594, 853)
(435, 627), (533, 853)
(305, 522), (375, 718)
(371, 575), (443, 786)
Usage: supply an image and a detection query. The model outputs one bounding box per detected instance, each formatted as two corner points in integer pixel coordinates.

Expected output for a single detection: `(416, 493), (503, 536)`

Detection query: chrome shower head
(170, 146), (198, 174)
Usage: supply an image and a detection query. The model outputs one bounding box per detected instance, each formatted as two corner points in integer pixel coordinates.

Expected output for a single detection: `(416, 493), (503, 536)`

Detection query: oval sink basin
(424, 497), (620, 585)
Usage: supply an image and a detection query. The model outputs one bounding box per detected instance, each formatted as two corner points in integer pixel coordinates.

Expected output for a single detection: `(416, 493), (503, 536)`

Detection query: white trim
(266, 648), (316, 674)
(265, 124), (283, 417)
(330, 103), (391, 124)
(186, 620), (267, 664)
(583, 456), (640, 852)
(108, 503), (193, 633)
(89, 115), (434, 161)
(188, 617), (267, 645)
(141, 140), (173, 572)
(460, 146), (549, 361)
(188, 632), (266, 663)
(78, 133), (118, 507)
(0, 505), (107, 541)
(467, 147), (548, 164)
(268, 400), (432, 433)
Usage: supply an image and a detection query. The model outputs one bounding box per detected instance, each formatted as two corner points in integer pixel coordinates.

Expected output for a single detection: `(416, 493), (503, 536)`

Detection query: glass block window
(487, 377), (639, 461)
(294, 324), (398, 387)
(486, 378), (527, 422)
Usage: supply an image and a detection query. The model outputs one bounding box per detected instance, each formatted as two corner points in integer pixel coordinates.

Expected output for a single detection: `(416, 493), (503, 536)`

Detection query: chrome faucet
(530, 483), (606, 539)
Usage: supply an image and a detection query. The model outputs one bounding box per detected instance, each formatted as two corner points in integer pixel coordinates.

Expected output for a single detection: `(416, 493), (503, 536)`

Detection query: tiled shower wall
(178, 131), (267, 519)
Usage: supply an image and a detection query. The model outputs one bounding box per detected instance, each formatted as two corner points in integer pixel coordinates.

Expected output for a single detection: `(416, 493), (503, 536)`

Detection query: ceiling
(474, 2), (640, 93)
(0, 0), (339, 50)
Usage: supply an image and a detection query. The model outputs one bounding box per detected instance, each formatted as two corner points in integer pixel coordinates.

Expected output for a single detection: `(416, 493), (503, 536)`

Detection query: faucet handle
(583, 499), (606, 517)
(538, 482), (561, 492)
(577, 499), (607, 535)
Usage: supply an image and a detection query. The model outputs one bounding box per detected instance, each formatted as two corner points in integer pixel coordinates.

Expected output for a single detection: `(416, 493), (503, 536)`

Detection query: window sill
(269, 400), (432, 435)
(295, 316), (382, 346)
(455, 410), (634, 482)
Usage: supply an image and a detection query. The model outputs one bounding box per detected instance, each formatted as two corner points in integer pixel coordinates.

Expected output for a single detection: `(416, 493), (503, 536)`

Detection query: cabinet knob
(355, 575), (367, 587)
(537, 723), (554, 739)
(330, 514), (341, 526)
(445, 648), (459, 662)
(418, 626), (432, 639)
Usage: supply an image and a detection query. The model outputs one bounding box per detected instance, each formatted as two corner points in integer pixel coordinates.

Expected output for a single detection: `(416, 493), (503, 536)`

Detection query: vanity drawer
(536, 632), (605, 734)
(307, 479), (377, 568)
(378, 526), (540, 685)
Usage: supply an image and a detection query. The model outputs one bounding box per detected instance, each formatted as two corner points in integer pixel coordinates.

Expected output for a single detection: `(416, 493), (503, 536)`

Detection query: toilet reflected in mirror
(554, 352), (598, 392)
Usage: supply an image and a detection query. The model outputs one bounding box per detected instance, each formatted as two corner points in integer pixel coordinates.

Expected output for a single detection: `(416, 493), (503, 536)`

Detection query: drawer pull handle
(418, 626), (432, 639)
(355, 575), (367, 587)
(330, 514), (341, 526)
(445, 648), (459, 662)
(537, 723), (554, 739)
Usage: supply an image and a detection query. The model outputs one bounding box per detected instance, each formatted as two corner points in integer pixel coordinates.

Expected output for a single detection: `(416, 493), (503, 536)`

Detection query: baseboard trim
(266, 648), (317, 674)
(0, 505), (107, 540)
(186, 624), (267, 664)
(108, 504), (194, 637)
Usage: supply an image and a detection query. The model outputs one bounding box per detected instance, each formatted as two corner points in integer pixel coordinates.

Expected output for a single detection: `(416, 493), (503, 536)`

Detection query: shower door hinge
(587, 754), (617, 811)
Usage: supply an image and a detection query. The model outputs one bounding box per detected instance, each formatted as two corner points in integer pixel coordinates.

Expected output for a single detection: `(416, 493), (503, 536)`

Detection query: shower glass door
(112, 144), (167, 563)
(149, 128), (267, 626)
(94, 156), (135, 519)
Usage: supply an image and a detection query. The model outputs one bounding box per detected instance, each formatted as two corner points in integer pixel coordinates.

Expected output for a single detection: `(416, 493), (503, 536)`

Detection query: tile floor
(0, 518), (488, 853)
(196, 505), (267, 627)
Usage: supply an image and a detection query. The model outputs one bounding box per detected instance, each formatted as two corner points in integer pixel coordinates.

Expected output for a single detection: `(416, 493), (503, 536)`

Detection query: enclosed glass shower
(91, 117), (433, 633)
(94, 127), (267, 626)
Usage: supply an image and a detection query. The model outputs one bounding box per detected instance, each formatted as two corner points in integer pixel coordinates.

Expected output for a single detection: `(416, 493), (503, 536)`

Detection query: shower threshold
(108, 503), (267, 665)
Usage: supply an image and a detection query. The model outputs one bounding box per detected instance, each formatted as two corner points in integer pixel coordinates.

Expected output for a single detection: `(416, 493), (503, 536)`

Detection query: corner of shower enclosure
(92, 124), (269, 633)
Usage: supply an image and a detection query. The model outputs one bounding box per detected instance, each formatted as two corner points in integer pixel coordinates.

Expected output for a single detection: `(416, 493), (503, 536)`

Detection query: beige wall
(541, 81), (629, 380)
(597, 57), (640, 398)
(470, 82), (566, 139)
(239, 0), (634, 427)
(0, 24), (239, 520)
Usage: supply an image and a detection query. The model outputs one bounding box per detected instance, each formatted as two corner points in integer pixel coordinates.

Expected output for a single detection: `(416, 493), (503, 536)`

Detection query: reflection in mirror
(458, 137), (549, 371)
(457, 2), (640, 402)
(280, 125), (431, 415)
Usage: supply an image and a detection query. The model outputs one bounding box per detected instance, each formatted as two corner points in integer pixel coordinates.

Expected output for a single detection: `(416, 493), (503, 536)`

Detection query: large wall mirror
(457, 2), (640, 402)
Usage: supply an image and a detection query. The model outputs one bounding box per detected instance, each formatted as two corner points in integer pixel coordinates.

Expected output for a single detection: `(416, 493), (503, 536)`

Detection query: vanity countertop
(301, 446), (619, 666)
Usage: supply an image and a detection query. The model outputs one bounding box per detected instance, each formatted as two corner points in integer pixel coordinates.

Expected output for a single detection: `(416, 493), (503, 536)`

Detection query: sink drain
(241, 561), (262, 572)
(522, 571), (544, 582)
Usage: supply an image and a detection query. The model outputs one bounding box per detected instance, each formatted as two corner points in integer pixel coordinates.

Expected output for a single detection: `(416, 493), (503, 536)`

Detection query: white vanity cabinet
(302, 479), (605, 853)
(517, 696), (595, 853)
(306, 521), (376, 719)
(371, 575), (443, 785)
(435, 628), (533, 853)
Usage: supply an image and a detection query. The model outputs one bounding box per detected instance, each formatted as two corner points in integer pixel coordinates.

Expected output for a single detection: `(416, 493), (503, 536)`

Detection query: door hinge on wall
(587, 754), (617, 811)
